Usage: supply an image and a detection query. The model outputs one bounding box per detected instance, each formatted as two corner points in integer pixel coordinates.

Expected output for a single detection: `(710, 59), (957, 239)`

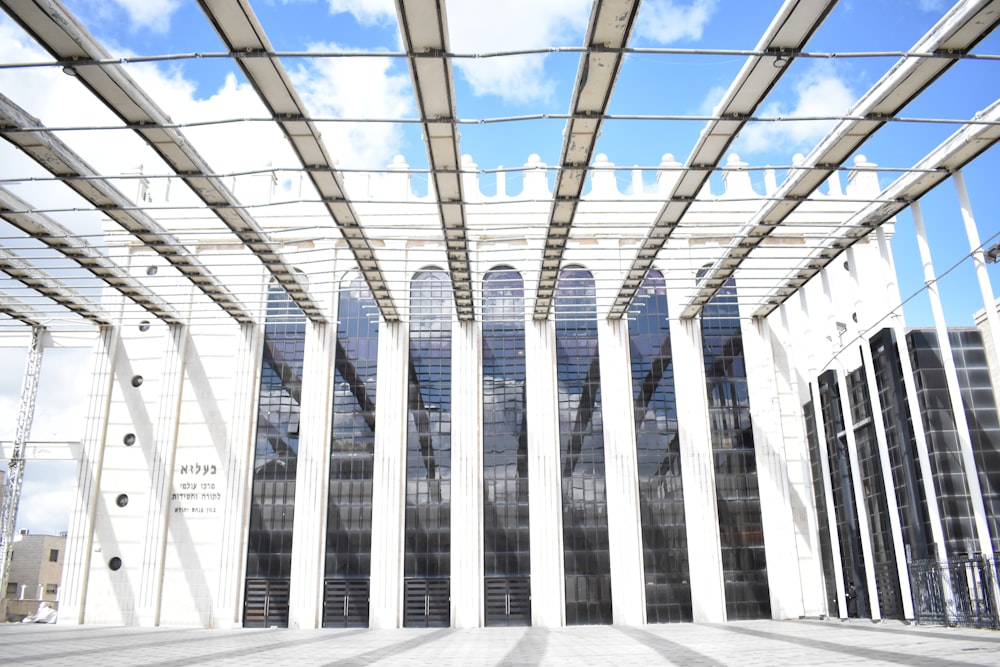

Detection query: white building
(1, 0), (999, 631)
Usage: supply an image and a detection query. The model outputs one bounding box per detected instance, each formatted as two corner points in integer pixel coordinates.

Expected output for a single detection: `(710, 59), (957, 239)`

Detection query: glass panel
(403, 269), (452, 626)
(555, 267), (612, 625)
(324, 273), (379, 627)
(701, 276), (770, 620)
(627, 270), (691, 623)
(244, 282), (305, 627)
(817, 370), (868, 618)
(482, 268), (530, 626)
(803, 396), (839, 615)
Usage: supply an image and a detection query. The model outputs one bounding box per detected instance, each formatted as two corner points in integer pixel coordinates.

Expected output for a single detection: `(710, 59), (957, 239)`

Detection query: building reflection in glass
(323, 272), (379, 627)
(482, 267), (530, 625)
(701, 275), (770, 619)
(403, 268), (452, 626)
(627, 270), (692, 622)
(244, 281), (306, 627)
(555, 266), (612, 625)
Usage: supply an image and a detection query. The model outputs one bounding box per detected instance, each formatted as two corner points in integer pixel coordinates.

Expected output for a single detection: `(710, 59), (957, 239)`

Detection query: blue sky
(1, 0), (999, 533)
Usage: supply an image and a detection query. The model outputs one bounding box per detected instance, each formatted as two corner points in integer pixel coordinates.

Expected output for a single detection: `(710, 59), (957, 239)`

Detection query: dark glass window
(906, 330), (979, 559)
(700, 275), (770, 620)
(404, 269), (452, 627)
(627, 270), (691, 623)
(244, 281), (305, 627)
(482, 268), (531, 626)
(323, 273), (379, 627)
(803, 396), (839, 615)
(870, 329), (933, 562)
(817, 370), (868, 618)
(847, 367), (902, 619)
(555, 267), (612, 625)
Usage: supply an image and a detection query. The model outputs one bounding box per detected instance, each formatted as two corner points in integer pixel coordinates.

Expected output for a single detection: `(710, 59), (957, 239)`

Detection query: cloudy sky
(1, 0), (999, 533)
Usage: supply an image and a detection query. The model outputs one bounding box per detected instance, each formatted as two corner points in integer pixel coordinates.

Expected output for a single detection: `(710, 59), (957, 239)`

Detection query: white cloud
(637, 0), (718, 44)
(290, 44), (415, 168)
(110, 0), (183, 34)
(736, 63), (856, 156)
(326, 0), (396, 25)
(325, 0), (590, 103)
(446, 0), (591, 103)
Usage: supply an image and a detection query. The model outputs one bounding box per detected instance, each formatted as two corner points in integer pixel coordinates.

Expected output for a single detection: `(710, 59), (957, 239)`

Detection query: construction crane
(0, 326), (45, 607)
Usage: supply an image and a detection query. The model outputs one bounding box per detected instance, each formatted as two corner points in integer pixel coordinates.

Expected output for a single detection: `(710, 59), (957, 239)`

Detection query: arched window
(244, 280), (306, 628)
(323, 272), (379, 627)
(627, 269), (691, 622)
(403, 268), (452, 627)
(700, 272), (771, 620)
(482, 267), (530, 626)
(554, 266), (612, 625)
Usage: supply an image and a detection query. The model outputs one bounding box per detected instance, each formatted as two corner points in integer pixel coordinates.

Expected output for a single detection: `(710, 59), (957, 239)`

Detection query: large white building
(1, 0), (1000, 630)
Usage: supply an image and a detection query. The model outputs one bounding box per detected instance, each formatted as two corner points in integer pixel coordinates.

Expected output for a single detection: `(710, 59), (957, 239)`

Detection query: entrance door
(323, 579), (370, 628)
(485, 577), (531, 626)
(243, 578), (290, 628)
(404, 578), (450, 627)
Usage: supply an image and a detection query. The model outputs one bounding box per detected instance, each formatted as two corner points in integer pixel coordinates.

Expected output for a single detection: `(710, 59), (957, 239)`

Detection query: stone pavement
(2, 618), (999, 666)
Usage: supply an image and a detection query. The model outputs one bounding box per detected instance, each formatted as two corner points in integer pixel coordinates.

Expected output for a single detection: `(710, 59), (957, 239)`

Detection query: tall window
(482, 267), (530, 626)
(244, 281), (305, 627)
(403, 269), (453, 627)
(555, 267), (612, 625)
(323, 273), (379, 627)
(701, 275), (770, 620)
(627, 270), (691, 622)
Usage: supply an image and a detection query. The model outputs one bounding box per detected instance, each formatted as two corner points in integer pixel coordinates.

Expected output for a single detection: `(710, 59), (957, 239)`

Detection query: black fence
(909, 556), (1000, 629)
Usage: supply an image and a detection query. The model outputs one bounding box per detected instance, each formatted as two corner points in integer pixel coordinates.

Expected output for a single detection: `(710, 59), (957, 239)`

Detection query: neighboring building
(2, 531), (66, 622)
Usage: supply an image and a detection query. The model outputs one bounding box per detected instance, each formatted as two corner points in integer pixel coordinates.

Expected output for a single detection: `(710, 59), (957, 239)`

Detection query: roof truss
(0, 246), (111, 326)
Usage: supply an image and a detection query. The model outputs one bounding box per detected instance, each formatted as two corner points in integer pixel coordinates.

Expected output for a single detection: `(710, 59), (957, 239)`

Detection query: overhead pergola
(0, 0), (998, 331)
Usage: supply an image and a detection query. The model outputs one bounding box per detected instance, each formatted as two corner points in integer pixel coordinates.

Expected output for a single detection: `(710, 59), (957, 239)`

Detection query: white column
(59, 325), (119, 624)
(213, 322), (262, 627)
(288, 321), (335, 629)
(955, 171), (1000, 364)
(451, 321), (482, 628)
(913, 202), (995, 562)
(773, 301), (825, 617)
(741, 314), (803, 619)
(669, 306), (725, 622)
(369, 322), (408, 628)
(525, 319), (564, 627)
(136, 324), (189, 626)
(597, 318), (644, 626)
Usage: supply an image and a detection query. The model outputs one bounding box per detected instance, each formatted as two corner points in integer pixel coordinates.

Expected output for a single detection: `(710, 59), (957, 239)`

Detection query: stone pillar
(213, 322), (262, 627)
(369, 322), (409, 628)
(451, 321), (483, 627)
(740, 313), (804, 619)
(136, 324), (188, 626)
(525, 319), (564, 627)
(597, 318), (645, 625)
(288, 321), (335, 628)
(59, 325), (119, 624)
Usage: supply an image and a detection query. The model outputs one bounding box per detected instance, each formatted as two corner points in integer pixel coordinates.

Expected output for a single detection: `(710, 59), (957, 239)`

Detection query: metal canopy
(0, 93), (252, 324)
(0, 0), (997, 331)
(395, 0), (474, 321)
(0, 187), (182, 325)
(197, 0), (400, 323)
(534, 0), (641, 320)
(0, 287), (47, 327)
(2, 0), (327, 323)
(679, 0), (1000, 319)
(755, 97), (1000, 319)
(608, 0), (838, 319)
(0, 246), (111, 326)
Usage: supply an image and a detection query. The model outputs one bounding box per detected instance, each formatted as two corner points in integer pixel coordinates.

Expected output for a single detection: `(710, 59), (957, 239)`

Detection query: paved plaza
(2, 618), (1000, 666)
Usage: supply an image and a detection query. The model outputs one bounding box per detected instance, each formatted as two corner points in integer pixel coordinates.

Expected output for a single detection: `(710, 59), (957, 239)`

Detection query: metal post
(0, 326), (45, 609)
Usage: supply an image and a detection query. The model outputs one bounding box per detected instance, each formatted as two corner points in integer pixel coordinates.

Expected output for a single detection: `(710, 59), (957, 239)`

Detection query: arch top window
(483, 267), (524, 323)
